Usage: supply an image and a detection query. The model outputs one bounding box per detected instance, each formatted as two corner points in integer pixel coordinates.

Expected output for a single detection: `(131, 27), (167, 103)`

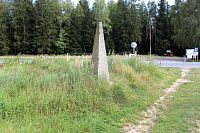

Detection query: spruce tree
(68, 7), (84, 54)
(155, 0), (170, 55)
(138, 2), (148, 54)
(0, 0), (9, 54)
(56, 0), (73, 54)
(112, 0), (129, 53)
(12, 0), (35, 54)
(35, 0), (60, 54)
(67, 0), (94, 54)
(79, 0), (94, 54)
(111, 0), (141, 53)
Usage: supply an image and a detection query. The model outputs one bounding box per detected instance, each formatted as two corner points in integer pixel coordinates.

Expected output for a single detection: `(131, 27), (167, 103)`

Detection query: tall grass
(0, 57), (179, 132)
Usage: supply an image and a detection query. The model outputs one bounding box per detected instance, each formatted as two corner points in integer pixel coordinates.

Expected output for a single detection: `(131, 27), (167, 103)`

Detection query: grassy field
(152, 69), (200, 133)
(0, 56), (179, 132)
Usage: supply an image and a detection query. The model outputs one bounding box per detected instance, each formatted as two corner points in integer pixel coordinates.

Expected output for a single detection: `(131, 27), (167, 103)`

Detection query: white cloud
(71, 0), (175, 6)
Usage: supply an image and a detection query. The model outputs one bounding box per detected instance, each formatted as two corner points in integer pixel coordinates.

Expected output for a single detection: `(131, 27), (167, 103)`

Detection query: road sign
(186, 49), (194, 59)
(131, 42), (137, 49)
(194, 48), (198, 52)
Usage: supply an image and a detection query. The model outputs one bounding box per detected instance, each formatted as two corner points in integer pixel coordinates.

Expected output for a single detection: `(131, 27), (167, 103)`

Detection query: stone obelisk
(92, 22), (110, 81)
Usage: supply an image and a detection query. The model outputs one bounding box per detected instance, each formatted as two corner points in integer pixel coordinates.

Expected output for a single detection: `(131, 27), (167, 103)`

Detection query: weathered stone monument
(92, 22), (110, 81)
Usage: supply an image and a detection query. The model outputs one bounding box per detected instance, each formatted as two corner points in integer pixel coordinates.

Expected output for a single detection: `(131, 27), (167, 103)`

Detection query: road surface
(145, 56), (200, 68)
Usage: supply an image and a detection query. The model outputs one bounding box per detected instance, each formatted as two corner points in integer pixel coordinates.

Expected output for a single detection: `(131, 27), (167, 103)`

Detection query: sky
(72, 0), (175, 6)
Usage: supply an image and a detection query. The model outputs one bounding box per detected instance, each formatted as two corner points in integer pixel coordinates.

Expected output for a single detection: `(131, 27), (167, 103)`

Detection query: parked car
(163, 50), (173, 56)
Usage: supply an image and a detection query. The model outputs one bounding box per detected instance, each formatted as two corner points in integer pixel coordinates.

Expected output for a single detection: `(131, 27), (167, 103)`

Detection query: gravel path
(122, 69), (192, 133)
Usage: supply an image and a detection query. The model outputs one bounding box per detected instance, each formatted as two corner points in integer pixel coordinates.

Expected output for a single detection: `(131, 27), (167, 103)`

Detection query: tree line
(0, 0), (199, 56)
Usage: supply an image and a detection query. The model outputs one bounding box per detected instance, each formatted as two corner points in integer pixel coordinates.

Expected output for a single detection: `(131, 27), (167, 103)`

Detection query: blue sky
(72, 0), (175, 6)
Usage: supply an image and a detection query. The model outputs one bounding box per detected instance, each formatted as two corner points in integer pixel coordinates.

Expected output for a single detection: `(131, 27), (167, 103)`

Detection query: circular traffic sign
(131, 42), (137, 48)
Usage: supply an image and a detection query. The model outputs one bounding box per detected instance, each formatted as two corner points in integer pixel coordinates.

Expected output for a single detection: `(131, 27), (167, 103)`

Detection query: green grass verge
(0, 57), (179, 132)
(152, 69), (200, 133)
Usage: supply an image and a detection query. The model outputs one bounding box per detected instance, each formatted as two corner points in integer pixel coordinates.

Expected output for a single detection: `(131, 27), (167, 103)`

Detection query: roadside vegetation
(0, 57), (179, 132)
(152, 69), (200, 133)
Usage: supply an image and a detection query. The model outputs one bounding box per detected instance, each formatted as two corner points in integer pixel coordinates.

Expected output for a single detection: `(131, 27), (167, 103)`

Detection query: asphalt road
(146, 56), (200, 68)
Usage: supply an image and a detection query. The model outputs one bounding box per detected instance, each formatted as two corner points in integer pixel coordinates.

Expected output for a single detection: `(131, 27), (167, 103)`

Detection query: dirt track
(123, 69), (191, 133)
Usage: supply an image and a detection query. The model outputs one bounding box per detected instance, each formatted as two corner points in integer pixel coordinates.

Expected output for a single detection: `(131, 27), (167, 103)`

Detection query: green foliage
(0, 0), (9, 54)
(54, 30), (66, 54)
(12, 0), (35, 54)
(34, 0), (60, 54)
(93, 0), (111, 31)
(0, 0), (199, 56)
(170, 0), (200, 55)
(111, 0), (133, 53)
(92, 0), (114, 53)
(78, 0), (94, 53)
(65, 0), (94, 54)
(112, 85), (127, 104)
(0, 57), (179, 132)
(155, 0), (171, 55)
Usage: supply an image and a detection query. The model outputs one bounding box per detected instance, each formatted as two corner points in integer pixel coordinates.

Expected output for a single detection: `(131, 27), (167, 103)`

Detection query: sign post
(194, 48), (199, 62)
(149, 18), (153, 61)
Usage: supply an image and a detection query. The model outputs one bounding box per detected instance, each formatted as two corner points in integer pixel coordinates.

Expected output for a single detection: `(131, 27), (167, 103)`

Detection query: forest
(0, 0), (199, 56)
